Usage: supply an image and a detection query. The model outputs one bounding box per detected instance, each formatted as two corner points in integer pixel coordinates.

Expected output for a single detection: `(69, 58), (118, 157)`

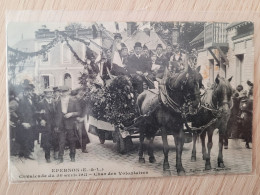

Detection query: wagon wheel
(98, 130), (106, 144)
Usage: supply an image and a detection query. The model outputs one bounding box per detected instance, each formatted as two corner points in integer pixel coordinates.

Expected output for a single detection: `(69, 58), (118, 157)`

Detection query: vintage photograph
(7, 21), (254, 182)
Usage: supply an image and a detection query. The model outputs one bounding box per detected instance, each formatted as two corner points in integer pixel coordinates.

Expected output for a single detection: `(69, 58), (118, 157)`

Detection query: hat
(22, 79), (33, 90)
(59, 85), (70, 92)
(114, 33), (122, 40)
(43, 87), (53, 93)
(53, 86), (59, 92)
(134, 42), (142, 49)
(143, 44), (148, 50)
(156, 44), (163, 49)
(121, 43), (127, 49)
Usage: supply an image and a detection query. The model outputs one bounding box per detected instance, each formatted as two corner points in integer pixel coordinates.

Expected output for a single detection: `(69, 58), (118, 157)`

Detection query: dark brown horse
(190, 75), (233, 170)
(136, 62), (203, 175)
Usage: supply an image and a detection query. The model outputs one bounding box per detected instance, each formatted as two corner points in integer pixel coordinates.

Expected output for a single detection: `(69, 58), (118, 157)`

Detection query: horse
(136, 60), (203, 175)
(190, 75), (233, 170)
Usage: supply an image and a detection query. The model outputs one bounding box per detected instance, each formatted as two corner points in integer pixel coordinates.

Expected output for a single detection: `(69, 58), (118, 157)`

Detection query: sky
(7, 22), (127, 47)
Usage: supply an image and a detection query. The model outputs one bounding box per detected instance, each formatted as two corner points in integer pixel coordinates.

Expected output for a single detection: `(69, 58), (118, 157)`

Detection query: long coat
(39, 99), (55, 132)
(55, 97), (81, 130)
(126, 54), (151, 74)
(17, 96), (36, 127)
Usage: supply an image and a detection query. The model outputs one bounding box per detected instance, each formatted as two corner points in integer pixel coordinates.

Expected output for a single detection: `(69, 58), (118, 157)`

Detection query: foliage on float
(80, 75), (138, 126)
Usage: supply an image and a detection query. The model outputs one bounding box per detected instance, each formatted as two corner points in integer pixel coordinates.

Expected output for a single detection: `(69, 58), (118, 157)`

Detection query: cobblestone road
(10, 130), (252, 180)
(83, 131), (252, 176)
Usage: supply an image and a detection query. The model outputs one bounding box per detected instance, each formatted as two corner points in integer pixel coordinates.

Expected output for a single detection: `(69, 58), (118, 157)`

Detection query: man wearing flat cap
(54, 86), (81, 163)
(126, 42), (151, 93)
(38, 87), (56, 163)
(16, 79), (37, 159)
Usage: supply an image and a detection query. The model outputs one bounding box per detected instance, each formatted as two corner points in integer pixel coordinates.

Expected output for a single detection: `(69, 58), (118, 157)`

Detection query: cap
(59, 85), (70, 92)
(43, 87), (53, 93)
(53, 86), (59, 92)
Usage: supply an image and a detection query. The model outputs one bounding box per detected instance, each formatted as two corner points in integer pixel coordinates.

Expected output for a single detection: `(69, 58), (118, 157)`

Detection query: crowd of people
(83, 33), (190, 93)
(9, 81), (89, 163)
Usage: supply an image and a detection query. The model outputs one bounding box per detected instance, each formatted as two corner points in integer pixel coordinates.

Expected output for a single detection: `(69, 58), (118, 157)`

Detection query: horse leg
(223, 128), (229, 149)
(205, 129), (213, 170)
(138, 131), (145, 163)
(161, 128), (170, 170)
(191, 134), (197, 162)
(218, 132), (225, 168)
(147, 136), (156, 163)
(200, 131), (207, 160)
(174, 131), (185, 175)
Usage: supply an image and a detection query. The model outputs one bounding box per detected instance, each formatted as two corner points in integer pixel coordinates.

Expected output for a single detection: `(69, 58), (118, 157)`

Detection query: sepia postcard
(7, 21), (253, 182)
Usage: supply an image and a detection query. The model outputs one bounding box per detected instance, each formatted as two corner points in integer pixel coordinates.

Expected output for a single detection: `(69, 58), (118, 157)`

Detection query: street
(10, 130), (252, 179)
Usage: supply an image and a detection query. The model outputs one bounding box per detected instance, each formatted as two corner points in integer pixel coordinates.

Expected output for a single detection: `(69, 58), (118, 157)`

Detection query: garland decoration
(7, 30), (100, 80)
(80, 75), (138, 126)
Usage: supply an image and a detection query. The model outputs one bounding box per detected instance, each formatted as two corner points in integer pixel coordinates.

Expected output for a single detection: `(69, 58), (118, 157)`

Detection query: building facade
(10, 25), (105, 92)
(190, 22), (254, 89)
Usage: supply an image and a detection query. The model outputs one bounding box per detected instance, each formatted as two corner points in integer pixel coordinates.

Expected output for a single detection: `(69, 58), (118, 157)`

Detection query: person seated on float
(110, 43), (129, 76)
(125, 42), (151, 94)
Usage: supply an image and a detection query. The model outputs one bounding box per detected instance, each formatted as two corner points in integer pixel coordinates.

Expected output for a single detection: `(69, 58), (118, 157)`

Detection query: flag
(112, 49), (123, 67)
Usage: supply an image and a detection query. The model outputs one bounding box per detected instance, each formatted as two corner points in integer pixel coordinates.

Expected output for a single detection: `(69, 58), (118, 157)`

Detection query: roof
(11, 39), (36, 52)
(123, 30), (166, 50)
(190, 30), (204, 45)
(226, 22), (253, 31)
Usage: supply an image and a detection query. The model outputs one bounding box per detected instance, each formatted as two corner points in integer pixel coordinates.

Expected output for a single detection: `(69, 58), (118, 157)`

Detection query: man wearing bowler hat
(54, 86), (81, 163)
(16, 79), (36, 159)
(126, 42), (151, 93)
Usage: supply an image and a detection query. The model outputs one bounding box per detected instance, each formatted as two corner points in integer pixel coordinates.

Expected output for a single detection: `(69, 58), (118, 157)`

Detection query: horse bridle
(167, 74), (201, 115)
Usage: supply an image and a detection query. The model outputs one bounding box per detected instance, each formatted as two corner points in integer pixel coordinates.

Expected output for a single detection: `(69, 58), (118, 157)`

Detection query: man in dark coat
(38, 88), (56, 163)
(16, 80), (36, 159)
(54, 86), (81, 163)
(154, 44), (169, 79)
(126, 42), (151, 93)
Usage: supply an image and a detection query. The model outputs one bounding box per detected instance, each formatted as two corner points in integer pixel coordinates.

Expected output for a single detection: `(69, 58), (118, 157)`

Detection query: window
(43, 76), (50, 89)
(236, 54), (244, 85)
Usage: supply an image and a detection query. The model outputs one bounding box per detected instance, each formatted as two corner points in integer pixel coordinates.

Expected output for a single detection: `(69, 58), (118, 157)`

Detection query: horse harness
(183, 88), (233, 135)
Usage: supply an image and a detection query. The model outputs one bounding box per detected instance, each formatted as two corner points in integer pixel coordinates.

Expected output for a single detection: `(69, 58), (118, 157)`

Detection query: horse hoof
(149, 156), (156, 163)
(202, 155), (206, 160)
(224, 145), (228, 149)
(163, 163), (170, 171)
(139, 158), (145, 163)
(205, 164), (211, 170)
(218, 162), (225, 168)
(191, 156), (196, 162)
